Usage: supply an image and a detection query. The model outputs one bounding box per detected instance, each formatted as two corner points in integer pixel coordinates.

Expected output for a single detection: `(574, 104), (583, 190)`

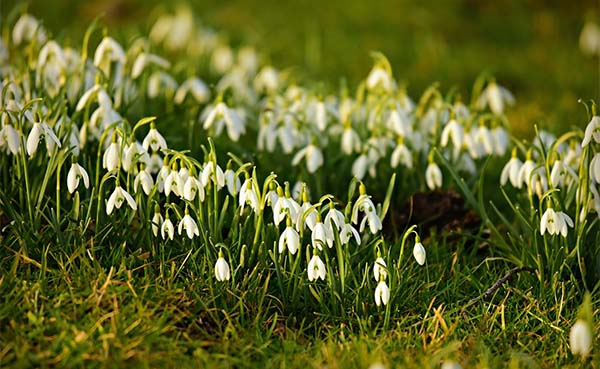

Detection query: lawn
(0, 1), (599, 368)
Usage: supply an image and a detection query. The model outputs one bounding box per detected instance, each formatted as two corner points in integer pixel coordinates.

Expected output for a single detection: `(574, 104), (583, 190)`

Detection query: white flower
(366, 66), (393, 93)
(492, 126), (509, 156)
(352, 154), (369, 180)
(174, 77), (210, 104)
(148, 71), (178, 99)
(551, 159), (578, 188)
(475, 125), (494, 155)
(390, 142), (412, 169)
(103, 141), (121, 172)
(27, 122), (61, 156)
(164, 170), (183, 197)
(374, 281), (390, 307)
(151, 211), (163, 237)
(67, 163), (90, 194)
(13, 14), (46, 45)
(500, 156), (522, 187)
(211, 45), (234, 74)
(215, 253), (231, 281)
(440, 119), (464, 154)
(312, 221), (334, 250)
(134, 169), (154, 195)
(441, 361), (463, 369)
(570, 320), (592, 356)
(161, 217), (175, 240)
(373, 257), (387, 281)
(183, 176), (205, 202)
(292, 144), (324, 173)
(178, 213), (200, 239)
(201, 161), (225, 189)
(296, 201), (318, 231)
(273, 195), (301, 226)
(517, 159), (536, 189)
(339, 223), (361, 245)
(94, 37), (125, 82)
(582, 116), (600, 147)
(425, 162), (442, 190)
(540, 207), (574, 237)
(387, 109), (411, 136)
(413, 242), (426, 265)
(580, 21), (600, 57)
(591, 154), (600, 184)
(341, 126), (361, 155)
(307, 254), (326, 281)
(239, 178), (260, 214)
(106, 186), (137, 215)
(142, 127), (167, 152)
(202, 102), (246, 142)
(1, 124), (21, 155)
(254, 66), (280, 93)
(324, 207), (345, 233)
(131, 53), (170, 79)
(477, 81), (514, 115)
(360, 210), (383, 234)
(224, 169), (241, 196)
(278, 226), (300, 254)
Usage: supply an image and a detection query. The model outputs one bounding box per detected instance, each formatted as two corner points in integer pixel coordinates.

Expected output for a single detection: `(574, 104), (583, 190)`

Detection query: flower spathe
(106, 186), (137, 215)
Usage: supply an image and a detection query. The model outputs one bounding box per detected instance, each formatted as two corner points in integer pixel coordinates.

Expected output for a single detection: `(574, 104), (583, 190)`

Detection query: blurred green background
(2, 0), (599, 136)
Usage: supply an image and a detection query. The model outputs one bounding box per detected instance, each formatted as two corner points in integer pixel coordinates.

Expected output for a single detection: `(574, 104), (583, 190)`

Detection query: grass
(0, 1), (599, 368)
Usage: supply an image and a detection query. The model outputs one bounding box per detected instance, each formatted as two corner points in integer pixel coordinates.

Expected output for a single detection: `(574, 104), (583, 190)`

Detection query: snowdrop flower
(202, 102), (246, 142)
(224, 169), (241, 196)
(373, 257), (387, 281)
(492, 126), (509, 156)
(174, 77), (210, 104)
(1, 124), (21, 155)
(440, 119), (465, 157)
(441, 361), (463, 369)
(374, 281), (390, 307)
(13, 14), (46, 45)
(151, 209), (163, 237)
(387, 108), (411, 136)
(164, 169), (183, 197)
(296, 199), (318, 232)
(550, 159), (578, 188)
(254, 66), (280, 93)
(131, 53), (170, 79)
(26, 122), (61, 156)
(352, 153), (369, 180)
(425, 160), (442, 190)
(366, 65), (393, 93)
(211, 45), (234, 74)
(161, 216), (175, 240)
(134, 167), (154, 195)
(591, 153), (600, 184)
(540, 205), (573, 237)
(500, 149), (523, 187)
(142, 124), (167, 152)
(292, 144), (324, 173)
(341, 125), (361, 155)
(279, 220), (300, 254)
(413, 238), (426, 265)
(122, 142), (149, 173)
(214, 250), (231, 281)
(201, 161), (225, 189)
(582, 115), (600, 147)
(477, 81), (514, 115)
(475, 125), (495, 155)
(103, 141), (121, 172)
(94, 37), (125, 83)
(67, 163), (90, 194)
(390, 139), (412, 169)
(106, 186), (137, 215)
(517, 154), (536, 189)
(339, 223), (360, 245)
(239, 178), (260, 214)
(147, 71), (178, 99)
(311, 218), (334, 250)
(570, 319), (592, 356)
(178, 209), (200, 239)
(580, 21), (600, 57)
(324, 204), (345, 233)
(307, 253), (326, 281)
(183, 175), (205, 202)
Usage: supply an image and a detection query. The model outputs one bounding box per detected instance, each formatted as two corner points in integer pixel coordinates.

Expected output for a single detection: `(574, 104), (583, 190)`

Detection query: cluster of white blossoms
(498, 108), (600, 238)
